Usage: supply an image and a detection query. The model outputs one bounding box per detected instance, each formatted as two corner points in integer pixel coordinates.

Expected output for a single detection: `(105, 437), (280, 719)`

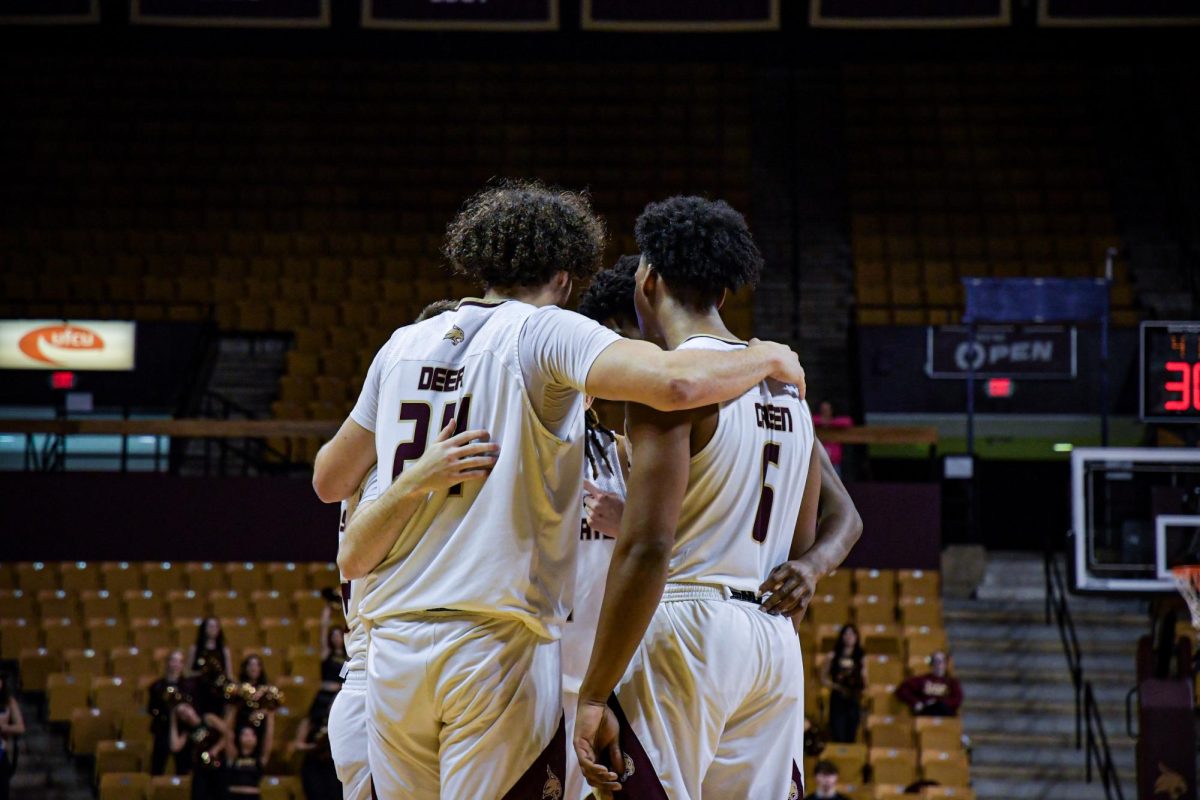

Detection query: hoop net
(1170, 565), (1200, 631)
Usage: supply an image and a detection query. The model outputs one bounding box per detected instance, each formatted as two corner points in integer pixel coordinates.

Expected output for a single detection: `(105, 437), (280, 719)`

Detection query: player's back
(356, 299), (585, 639)
(669, 335), (815, 592)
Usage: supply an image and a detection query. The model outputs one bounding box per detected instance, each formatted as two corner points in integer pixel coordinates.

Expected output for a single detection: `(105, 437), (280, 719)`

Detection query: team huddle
(311, 182), (862, 799)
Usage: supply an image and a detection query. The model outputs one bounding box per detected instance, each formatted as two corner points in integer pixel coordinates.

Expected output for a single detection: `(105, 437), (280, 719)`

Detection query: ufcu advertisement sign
(0, 320), (136, 371)
(925, 325), (1077, 379)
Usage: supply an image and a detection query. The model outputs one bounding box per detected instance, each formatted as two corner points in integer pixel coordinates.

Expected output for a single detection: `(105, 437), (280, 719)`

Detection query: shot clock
(1141, 321), (1200, 423)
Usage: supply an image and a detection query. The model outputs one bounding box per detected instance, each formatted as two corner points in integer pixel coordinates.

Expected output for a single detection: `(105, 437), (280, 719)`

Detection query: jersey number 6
(391, 397), (473, 496)
(751, 442), (781, 543)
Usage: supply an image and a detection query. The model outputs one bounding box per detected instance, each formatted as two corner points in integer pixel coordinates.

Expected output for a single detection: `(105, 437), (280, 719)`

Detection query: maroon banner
(1039, 0), (1200, 26)
(811, 0), (1009, 28)
(363, 0), (557, 30)
(582, 0), (779, 31)
(0, 0), (97, 24)
(131, 0), (330, 27)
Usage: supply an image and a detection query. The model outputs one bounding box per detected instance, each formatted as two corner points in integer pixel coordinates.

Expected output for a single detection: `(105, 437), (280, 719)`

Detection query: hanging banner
(582, 0), (779, 31)
(0, 0), (98, 24)
(1039, 0), (1200, 26)
(363, 0), (557, 30)
(811, 0), (1009, 28)
(0, 320), (136, 371)
(925, 325), (1077, 379)
(131, 0), (330, 27)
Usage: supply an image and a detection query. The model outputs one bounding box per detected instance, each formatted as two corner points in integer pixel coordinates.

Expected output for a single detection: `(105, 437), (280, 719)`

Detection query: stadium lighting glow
(1053, 443), (1074, 453)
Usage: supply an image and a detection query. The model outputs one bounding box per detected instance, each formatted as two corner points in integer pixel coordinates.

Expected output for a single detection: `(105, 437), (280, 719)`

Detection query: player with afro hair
(577, 254), (640, 338)
(634, 195), (763, 311)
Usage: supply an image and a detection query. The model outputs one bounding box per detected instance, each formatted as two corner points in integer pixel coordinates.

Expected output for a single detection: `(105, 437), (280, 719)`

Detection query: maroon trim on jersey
(455, 298), (509, 310)
(369, 778), (377, 800)
(500, 713), (565, 800)
(791, 759), (805, 798)
(607, 694), (669, 799)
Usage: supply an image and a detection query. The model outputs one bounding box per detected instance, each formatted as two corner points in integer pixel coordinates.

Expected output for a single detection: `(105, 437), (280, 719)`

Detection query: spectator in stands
(223, 654), (279, 760)
(895, 651), (963, 717)
(821, 623), (866, 742)
(150, 649), (189, 775)
(291, 693), (340, 800)
(804, 760), (852, 800)
(0, 672), (26, 800)
(318, 605), (347, 700)
(170, 701), (227, 799)
(189, 618), (232, 717)
(812, 400), (853, 476)
(225, 726), (263, 798)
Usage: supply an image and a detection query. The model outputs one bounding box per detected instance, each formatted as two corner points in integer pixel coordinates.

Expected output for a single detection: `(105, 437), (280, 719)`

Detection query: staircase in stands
(947, 551), (1141, 800)
(9, 695), (92, 800)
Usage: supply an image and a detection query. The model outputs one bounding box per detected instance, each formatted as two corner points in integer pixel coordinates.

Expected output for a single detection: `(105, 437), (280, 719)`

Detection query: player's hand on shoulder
(573, 698), (624, 793)
(758, 556), (821, 618)
(749, 338), (806, 398)
(583, 480), (625, 538)
(404, 421), (500, 494)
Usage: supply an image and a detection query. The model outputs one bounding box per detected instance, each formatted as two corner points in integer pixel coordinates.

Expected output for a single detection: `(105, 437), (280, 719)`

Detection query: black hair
(416, 299), (458, 322)
(443, 180), (606, 290)
(0, 671), (11, 706)
(326, 625), (347, 659)
(578, 254), (639, 326)
(584, 407), (617, 480)
(814, 760), (839, 776)
(834, 623), (864, 663)
(634, 195), (762, 308)
(194, 617), (226, 658)
(238, 654), (268, 687)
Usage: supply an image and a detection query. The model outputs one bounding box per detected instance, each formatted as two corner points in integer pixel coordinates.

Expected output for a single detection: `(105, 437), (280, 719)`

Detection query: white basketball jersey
(668, 335), (815, 592)
(356, 300), (595, 640)
(561, 425), (626, 695)
(337, 466), (376, 675)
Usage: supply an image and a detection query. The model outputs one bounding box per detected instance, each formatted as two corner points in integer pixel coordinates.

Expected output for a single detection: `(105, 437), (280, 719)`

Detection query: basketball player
(574, 196), (843, 799)
(327, 301), (482, 800)
(311, 182), (808, 799)
(563, 255), (640, 800)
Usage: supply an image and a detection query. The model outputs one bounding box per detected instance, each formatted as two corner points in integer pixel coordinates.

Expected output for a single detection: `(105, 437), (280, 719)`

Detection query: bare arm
(312, 418), (376, 504)
(574, 402), (692, 791)
(585, 339), (805, 412)
(2, 698), (24, 735)
(169, 710), (184, 753)
(338, 423), (500, 580)
(760, 443), (863, 618)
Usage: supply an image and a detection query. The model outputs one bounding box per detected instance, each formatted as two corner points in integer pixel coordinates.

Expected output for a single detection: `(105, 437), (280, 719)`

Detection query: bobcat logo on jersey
(788, 779), (799, 800)
(444, 325), (465, 346)
(1156, 761), (1187, 799)
(622, 754), (635, 779)
(541, 765), (562, 800)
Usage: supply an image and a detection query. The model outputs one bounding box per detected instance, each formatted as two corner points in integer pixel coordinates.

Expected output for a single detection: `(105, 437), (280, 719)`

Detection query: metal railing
(1044, 550), (1126, 800)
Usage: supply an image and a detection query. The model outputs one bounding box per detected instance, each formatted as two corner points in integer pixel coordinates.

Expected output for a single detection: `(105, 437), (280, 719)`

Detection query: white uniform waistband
(662, 582), (764, 605)
(340, 665), (366, 690)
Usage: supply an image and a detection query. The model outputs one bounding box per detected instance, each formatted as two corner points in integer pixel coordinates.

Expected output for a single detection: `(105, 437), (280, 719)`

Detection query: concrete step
(971, 771), (1132, 800)
(950, 635), (1138, 656)
(958, 666), (1134, 685)
(952, 649), (1135, 674)
(962, 711), (1131, 745)
(959, 682), (1133, 706)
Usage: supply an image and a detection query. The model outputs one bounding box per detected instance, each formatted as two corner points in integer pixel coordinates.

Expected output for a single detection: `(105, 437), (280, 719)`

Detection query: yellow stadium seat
(905, 627), (949, 661)
(898, 596), (942, 628)
(919, 725), (963, 753)
(18, 647), (60, 692)
(166, 591), (206, 620)
(854, 569), (897, 602)
(808, 594), (852, 627)
(61, 561), (101, 593)
(252, 591), (293, 619)
(819, 569), (851, 597)
(872, 785), (909, 800)
(38, 590), (79, 619)
(118, 709), (156, 747)
(130, 618), (172, 652)
(81, 590), (123, 620)
(922, 787), (975, 800)
(260, 775), (303, 800)
(43, 617), (87, 651)
(915, 716), (963, 739)
(267, 563), (307, 594)
(277, 676), (317, 717)
(172, 618), (205, 649)
(87, 618), (130, 651)
(261, 618), (300, 651)
(184, 563), (226, 594)
(124, 591), (165, 621)
(0, 619), (38, 659)
(92, 677), (141, 716)
(221, 618), (259, 651)
(239, 647), (283, 681)
(98, 772), (151, 800)
(100, 563), (141, 594)
(866, 685), (908, 717)
(0, 590), (35, 619)
(869, 747), (918, 785)
(307, 563), (338, 592)
(209, 591), (249, 619)
(142, 563), (182, 595)
(897, 569), (939, 599)
(867, 714), (914, 749)
(286, 647), (321, 684)
(16, 562), (58, 593)
(853, 595), (895, 626)
(860, 624), (903, 657)
(291, 591), (326, 620)
(70, 707), (118, 756)
(47, 673), (91, 723)
(95, 740), (150, 782)
(149, 775), (191, 800)
(816, 624), (845, 655)
(64, 648), (108, 680)
(110, 646), (154, 679)
(822, 743), (868, 785)
(920, 750), (970, 785)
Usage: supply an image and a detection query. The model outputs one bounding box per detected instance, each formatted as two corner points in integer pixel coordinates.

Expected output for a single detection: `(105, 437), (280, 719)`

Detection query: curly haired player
(574, 196), (858, 800)
(311, 181), (807, 799)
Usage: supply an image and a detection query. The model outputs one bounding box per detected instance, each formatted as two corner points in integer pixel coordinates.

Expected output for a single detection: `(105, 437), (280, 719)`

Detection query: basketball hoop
(1170, 565), (1200, 631)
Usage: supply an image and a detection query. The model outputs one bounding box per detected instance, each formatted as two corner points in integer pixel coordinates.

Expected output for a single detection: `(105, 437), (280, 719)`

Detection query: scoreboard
(1141, 321), (1200, 424)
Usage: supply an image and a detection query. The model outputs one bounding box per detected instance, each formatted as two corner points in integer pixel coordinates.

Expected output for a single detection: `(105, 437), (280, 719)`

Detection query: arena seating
(800, 568), (972, 798)
(1, 561), (964, 797)
(0, 561), (339, 797)
(843, 64), (1137, 327)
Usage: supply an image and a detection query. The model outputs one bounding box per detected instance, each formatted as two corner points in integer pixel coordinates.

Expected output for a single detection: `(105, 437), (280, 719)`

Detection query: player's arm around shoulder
(313, 417), (376, 504)
(585, 336), (807, 412)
